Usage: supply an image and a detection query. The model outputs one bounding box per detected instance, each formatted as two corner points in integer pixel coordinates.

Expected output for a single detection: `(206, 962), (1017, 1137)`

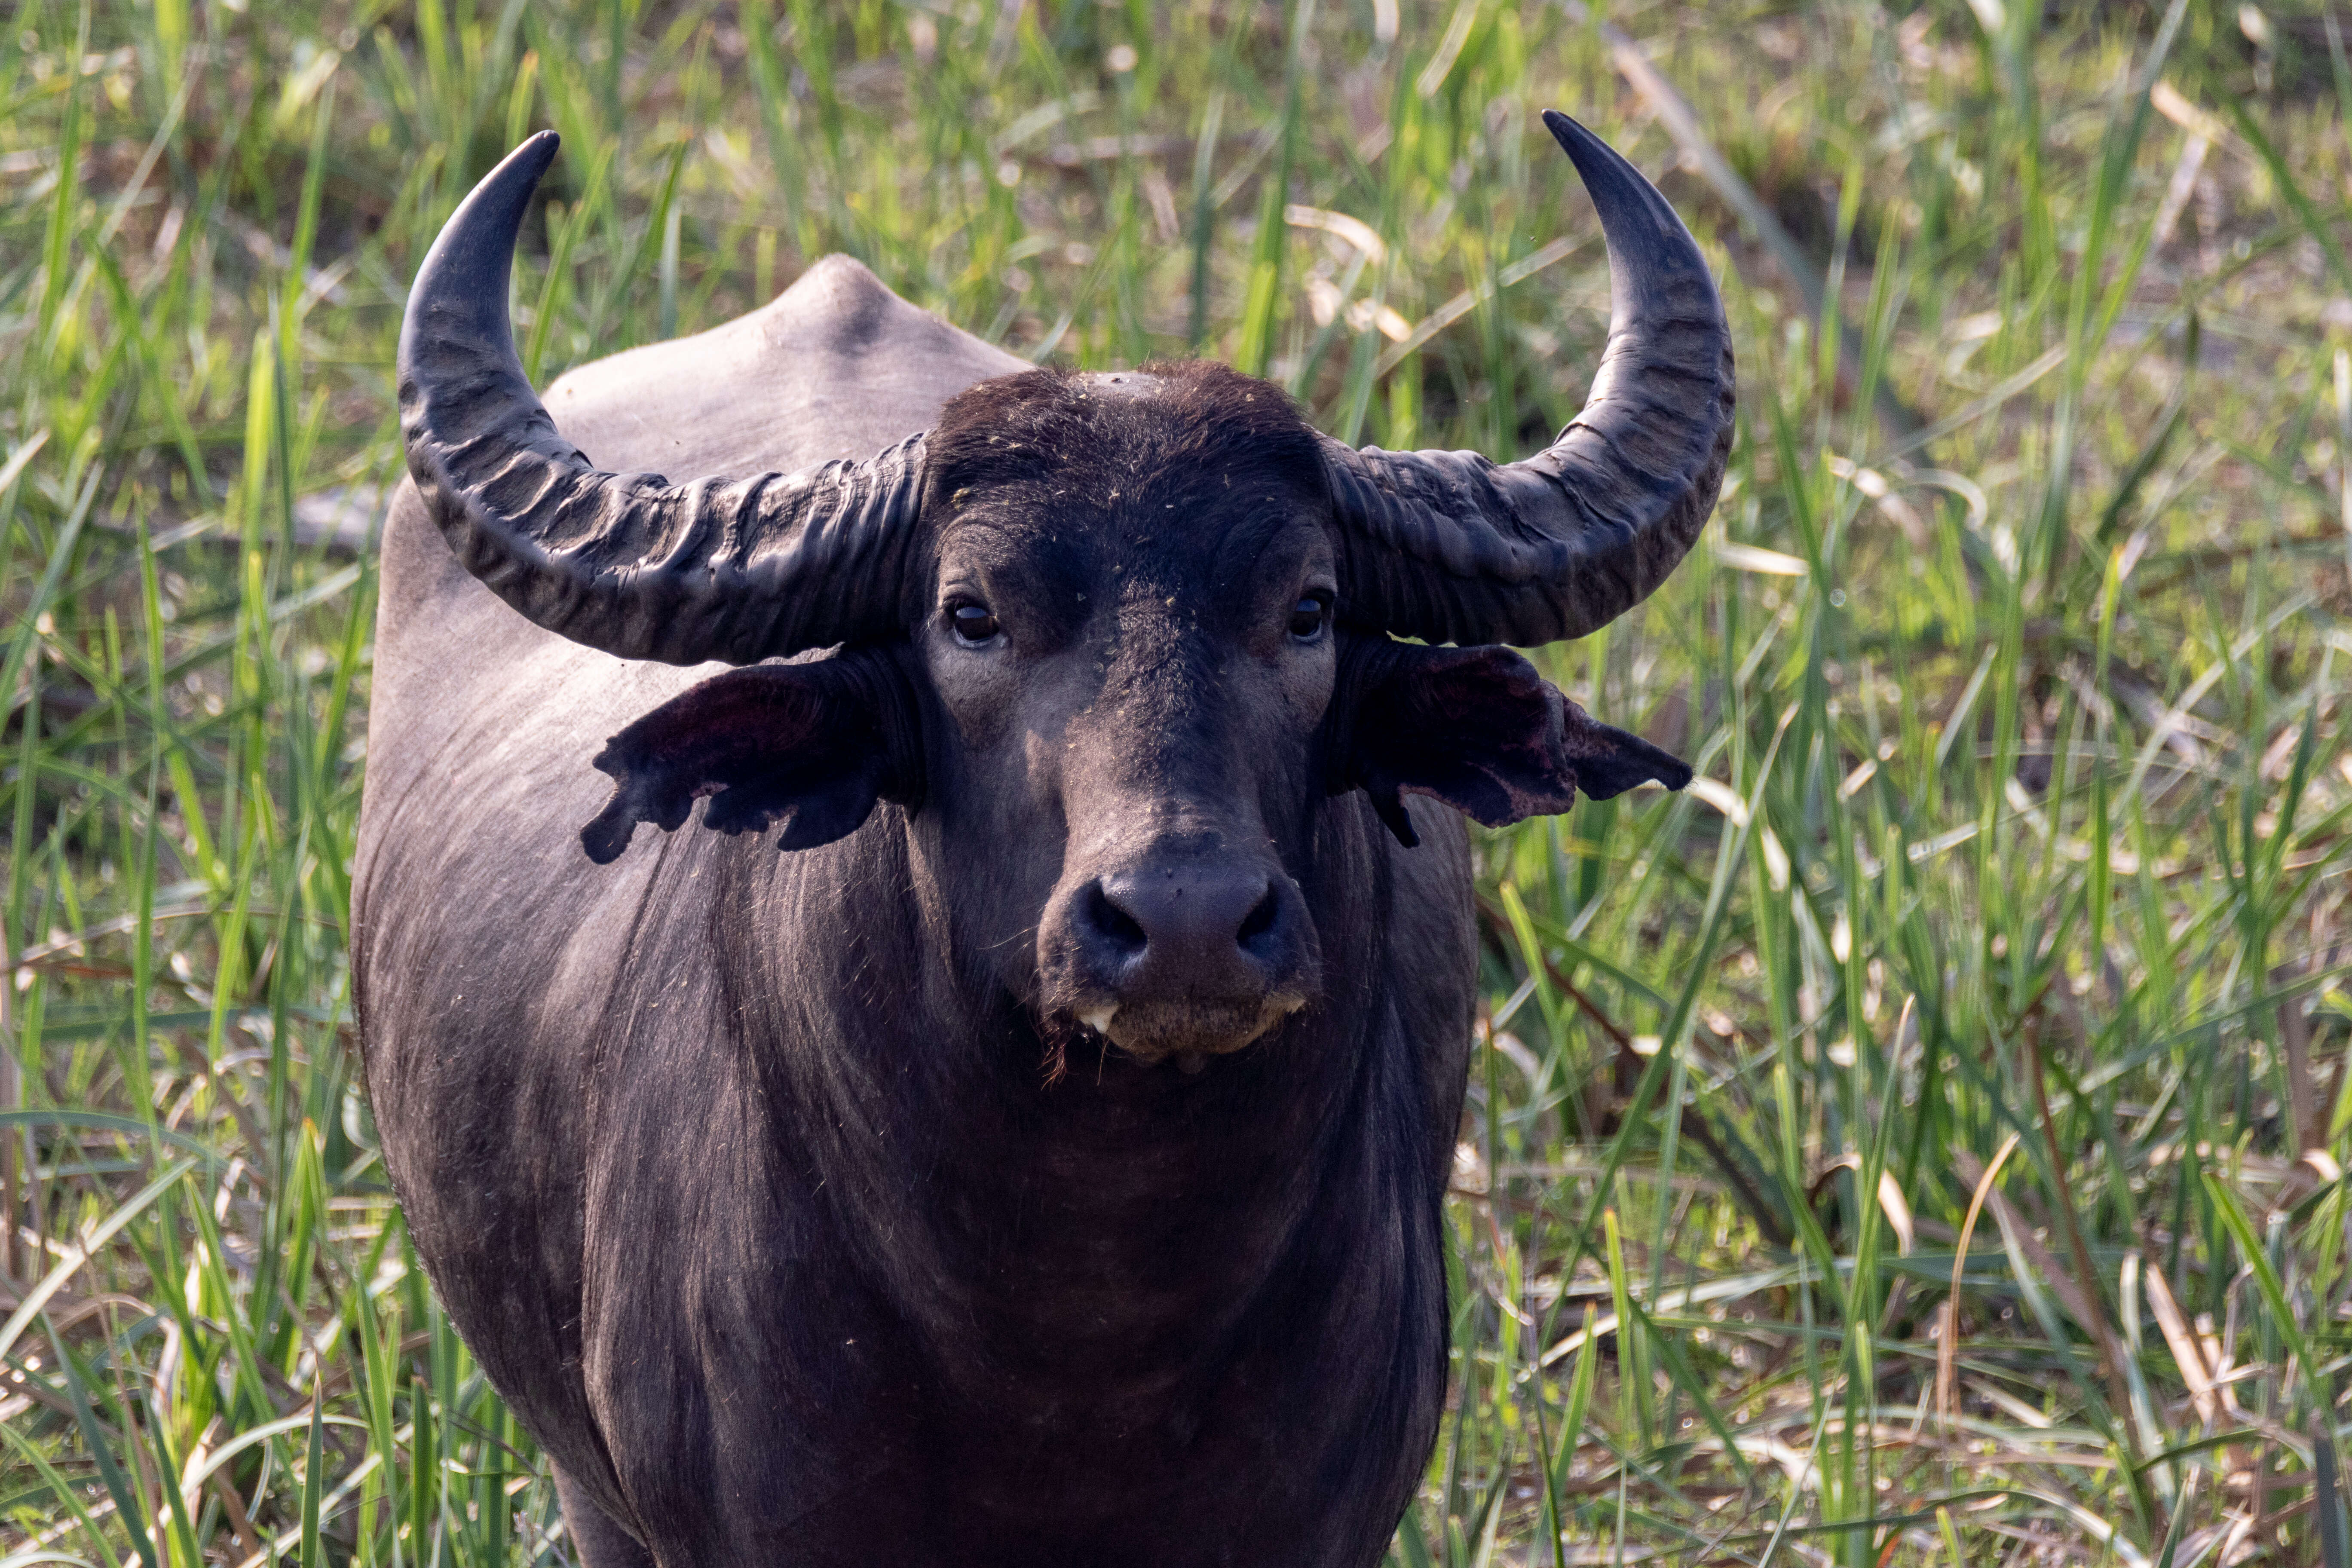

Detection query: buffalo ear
(579, 651), (920, 865)
(1334, 642), (1692, 848)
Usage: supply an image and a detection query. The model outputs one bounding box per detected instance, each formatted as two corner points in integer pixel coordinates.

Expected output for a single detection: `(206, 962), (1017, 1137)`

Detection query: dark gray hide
(356, 121), (1726, 1568)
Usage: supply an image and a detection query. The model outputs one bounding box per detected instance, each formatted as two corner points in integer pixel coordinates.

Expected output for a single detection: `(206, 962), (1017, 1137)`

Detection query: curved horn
(1321, 110), (1734, 647)
(398, 132), (925, 666)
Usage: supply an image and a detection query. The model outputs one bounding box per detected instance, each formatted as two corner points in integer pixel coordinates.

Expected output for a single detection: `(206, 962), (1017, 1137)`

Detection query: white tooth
(1080, 1006), (1117, 1035)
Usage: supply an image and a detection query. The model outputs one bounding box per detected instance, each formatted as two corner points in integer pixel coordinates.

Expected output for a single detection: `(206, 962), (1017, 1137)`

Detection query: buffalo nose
(1080, 864), (1291, 997)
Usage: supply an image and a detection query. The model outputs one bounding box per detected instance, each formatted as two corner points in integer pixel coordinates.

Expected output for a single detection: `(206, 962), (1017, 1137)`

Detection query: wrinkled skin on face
(582, 361), (1690, 1074)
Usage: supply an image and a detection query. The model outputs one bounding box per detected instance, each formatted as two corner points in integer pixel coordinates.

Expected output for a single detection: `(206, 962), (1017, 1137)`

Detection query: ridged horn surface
(397, 132), (925, 666)
(1320, 110), (1734, 646)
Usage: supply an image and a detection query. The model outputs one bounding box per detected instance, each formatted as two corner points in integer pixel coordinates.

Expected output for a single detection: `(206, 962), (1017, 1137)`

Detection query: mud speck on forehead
(1081, 372), (1167, 401)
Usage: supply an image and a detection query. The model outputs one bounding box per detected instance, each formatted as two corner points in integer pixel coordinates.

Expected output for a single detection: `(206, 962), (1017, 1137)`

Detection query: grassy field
(3, 0), (2350, 1563)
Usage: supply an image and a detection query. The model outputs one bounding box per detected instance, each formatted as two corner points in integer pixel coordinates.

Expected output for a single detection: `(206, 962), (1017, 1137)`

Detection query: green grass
(3, 1), (2350, 1564)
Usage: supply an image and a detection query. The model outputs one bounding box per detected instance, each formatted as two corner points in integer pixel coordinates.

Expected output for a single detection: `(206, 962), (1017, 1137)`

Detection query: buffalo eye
(1288, 595), (1329, 640)
(950, 603), (1000, 646)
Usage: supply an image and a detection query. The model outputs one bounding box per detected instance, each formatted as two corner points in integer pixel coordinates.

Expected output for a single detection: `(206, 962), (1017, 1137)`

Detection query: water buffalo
(354, 110), (1730, 1568)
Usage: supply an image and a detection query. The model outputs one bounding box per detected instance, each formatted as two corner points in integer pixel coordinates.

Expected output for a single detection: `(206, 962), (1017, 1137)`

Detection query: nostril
(1236, 882), (1281, 949)
(1085, 881), (1148, 954)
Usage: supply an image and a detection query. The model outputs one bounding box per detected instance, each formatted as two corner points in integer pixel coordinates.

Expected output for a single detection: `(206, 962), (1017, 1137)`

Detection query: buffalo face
(918, 365), (1335, 1065)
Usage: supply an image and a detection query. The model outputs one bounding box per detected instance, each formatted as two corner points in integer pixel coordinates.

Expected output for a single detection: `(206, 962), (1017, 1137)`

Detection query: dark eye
(950, 603), (1000, 645)
(1288, 596), (1328, 640)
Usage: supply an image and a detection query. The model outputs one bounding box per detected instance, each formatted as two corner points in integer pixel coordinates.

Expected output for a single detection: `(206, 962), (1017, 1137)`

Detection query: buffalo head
(395, 116), (1730, 1066)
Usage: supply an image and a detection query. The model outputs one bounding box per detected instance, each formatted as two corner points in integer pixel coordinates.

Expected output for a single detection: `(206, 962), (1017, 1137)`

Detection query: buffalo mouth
(1073, 992), (1309, 1068)
(1037, 851), (1323, 1072)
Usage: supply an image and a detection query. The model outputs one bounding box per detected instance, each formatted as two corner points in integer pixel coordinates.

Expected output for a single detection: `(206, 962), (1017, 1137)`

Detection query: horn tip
(487, 130), (561, 196)
(1538, 108), (1604, 164)
(472, 129), (563, 207)
(513, 128), (560, 172)
(1537, 108), (1639, 195)
(1537, 106), (1719, 312)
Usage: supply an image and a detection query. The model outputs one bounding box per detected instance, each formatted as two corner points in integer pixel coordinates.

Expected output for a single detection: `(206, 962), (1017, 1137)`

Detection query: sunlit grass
(2, 3), (2349, 1565)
